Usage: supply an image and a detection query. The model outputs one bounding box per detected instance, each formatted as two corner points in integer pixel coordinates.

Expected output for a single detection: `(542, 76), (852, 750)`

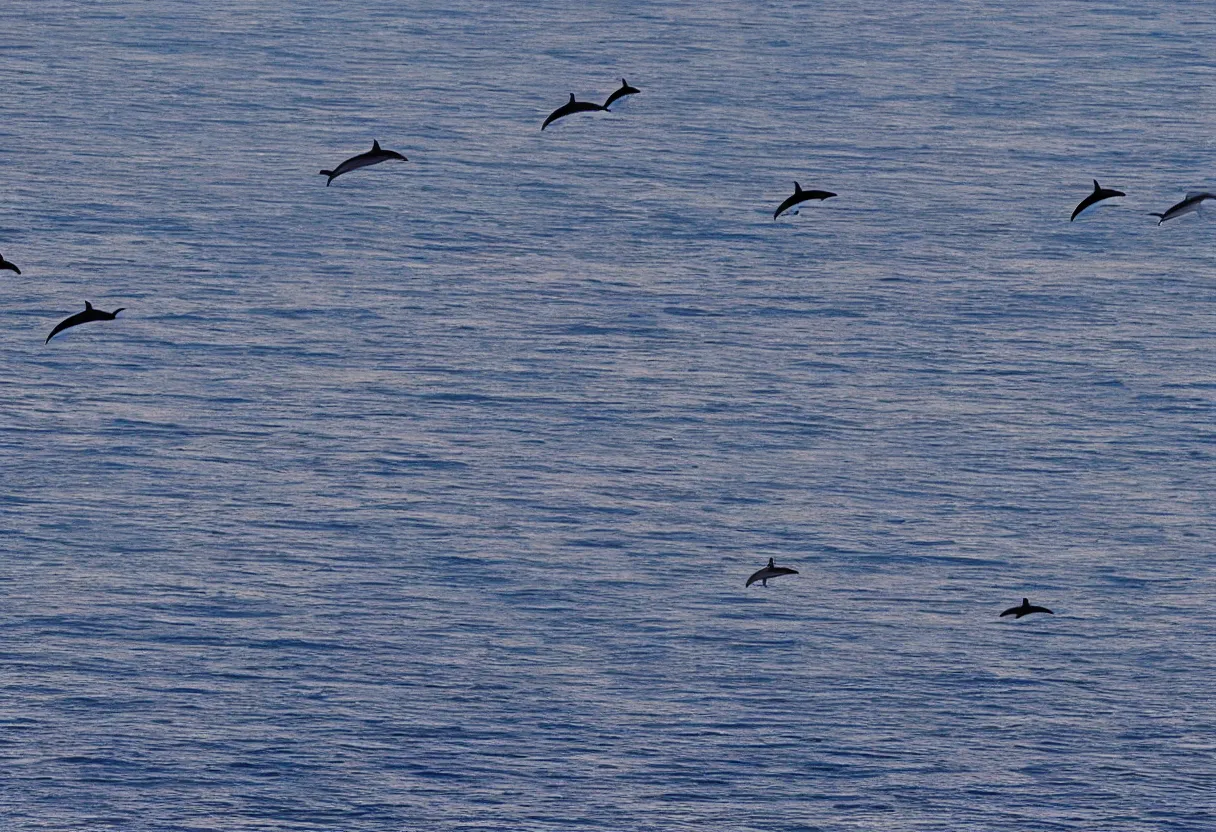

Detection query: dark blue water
(2, 1), (1214, 829)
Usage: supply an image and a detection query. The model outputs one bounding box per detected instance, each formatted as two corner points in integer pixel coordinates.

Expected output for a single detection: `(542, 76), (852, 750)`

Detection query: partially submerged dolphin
(746, 557), (799, 587)
(603, 78), (640, 110)
(0, 253), (20, 274)
(1071, 179), (1125, 221)
(1150, 192), (1216, 224)
(542, 93), (607, 130)
(999, 598), (1053, 619)
(320, 140), (407, 186)
(774, 182), (836, 219)
(46, 301), (125, 344)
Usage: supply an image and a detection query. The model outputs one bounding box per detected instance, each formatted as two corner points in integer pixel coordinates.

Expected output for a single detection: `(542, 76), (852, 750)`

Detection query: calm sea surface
(2, 1), (1214, 830)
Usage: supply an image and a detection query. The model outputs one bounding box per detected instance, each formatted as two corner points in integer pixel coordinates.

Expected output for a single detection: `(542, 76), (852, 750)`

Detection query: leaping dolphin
(0, 253), (20, 274)
(603, 78), (640, 110)
(1150, 192), (1216, 224)
(746, 557), (799, 588)
(45, 301), (125, 344)
(999, 598), (1053, 619)
(1071, 180), (1125, 221)
(542, 93), (607, 130)
(320, 140), (407, 186)
(774, 182), (836, 219)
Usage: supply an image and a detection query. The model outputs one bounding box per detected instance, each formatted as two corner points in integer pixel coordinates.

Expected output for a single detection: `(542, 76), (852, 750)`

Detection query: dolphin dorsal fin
(569, 93), (576, 103)
(622, 78), (628, 86)
(1022, 598), (1029, 605)
(85, 301), (93, 310)
(794, 181), (802, 193)
(768, 558), (775, 567)
(1093, 180), (1101, 191)
(372, 140), (381, 151)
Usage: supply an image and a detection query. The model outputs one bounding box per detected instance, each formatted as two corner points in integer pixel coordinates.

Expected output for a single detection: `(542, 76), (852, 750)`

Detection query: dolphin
(746, 557), (799, 588)
(774, 181), (836, 219)
(603, 78), (640, 110)
(1150, 191), (1216, 224)
(999, 598), (1053, 619)
(45, 301), (125, 344)
(320, 140), (407, 186)
(0, 253), (20, 274)
(1071, 179), (1125, 221)
(542, 93), (607, 130)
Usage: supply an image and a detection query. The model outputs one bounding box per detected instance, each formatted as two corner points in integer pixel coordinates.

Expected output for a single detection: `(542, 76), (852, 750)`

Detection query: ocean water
(2, 1), (1214, 829)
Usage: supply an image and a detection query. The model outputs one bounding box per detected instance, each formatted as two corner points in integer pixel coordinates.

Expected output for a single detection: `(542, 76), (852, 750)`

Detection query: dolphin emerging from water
(1071, 179), (1125, 221)
(603, 79), (640, 110)
(46, 301), (125, 344)
(320, 140), (407, 186)
(542, 93), (607, 130)
(999, 598), (1053, 619)
(746, 558), (799, 587)
(774, 182), (836, 219)
(0, 253), (20, 274)
(1150, 191), (1216, 224)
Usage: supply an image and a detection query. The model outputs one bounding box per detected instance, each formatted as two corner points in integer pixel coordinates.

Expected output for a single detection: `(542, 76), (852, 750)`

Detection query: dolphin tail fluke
(320, 170), (334, 185)
(1150, 213), (1164, 224)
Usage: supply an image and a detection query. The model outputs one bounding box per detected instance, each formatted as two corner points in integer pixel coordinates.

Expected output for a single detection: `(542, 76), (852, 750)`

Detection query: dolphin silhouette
(320, 140), (407, 186)
(999, 598), (1053, 619)
(1150, 192), (1216, 224)
(603, 78), (640, 110)
(542, 93), (607, 130)
(46, 301), (125, 344)
(774, 181), (836, 219)
(0, 253), (20, 275)
(1071, 179), (1125, 221)
(746, 557), (799, 587)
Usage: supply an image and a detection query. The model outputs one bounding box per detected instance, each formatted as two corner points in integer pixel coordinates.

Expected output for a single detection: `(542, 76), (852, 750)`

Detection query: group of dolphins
(747, 558), (1053, 619)
(1069, 180), (1216, 224)
(5, 78), (1186, 620)
(541, 79), (640, 130)
(8, 78), (1214, 344)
